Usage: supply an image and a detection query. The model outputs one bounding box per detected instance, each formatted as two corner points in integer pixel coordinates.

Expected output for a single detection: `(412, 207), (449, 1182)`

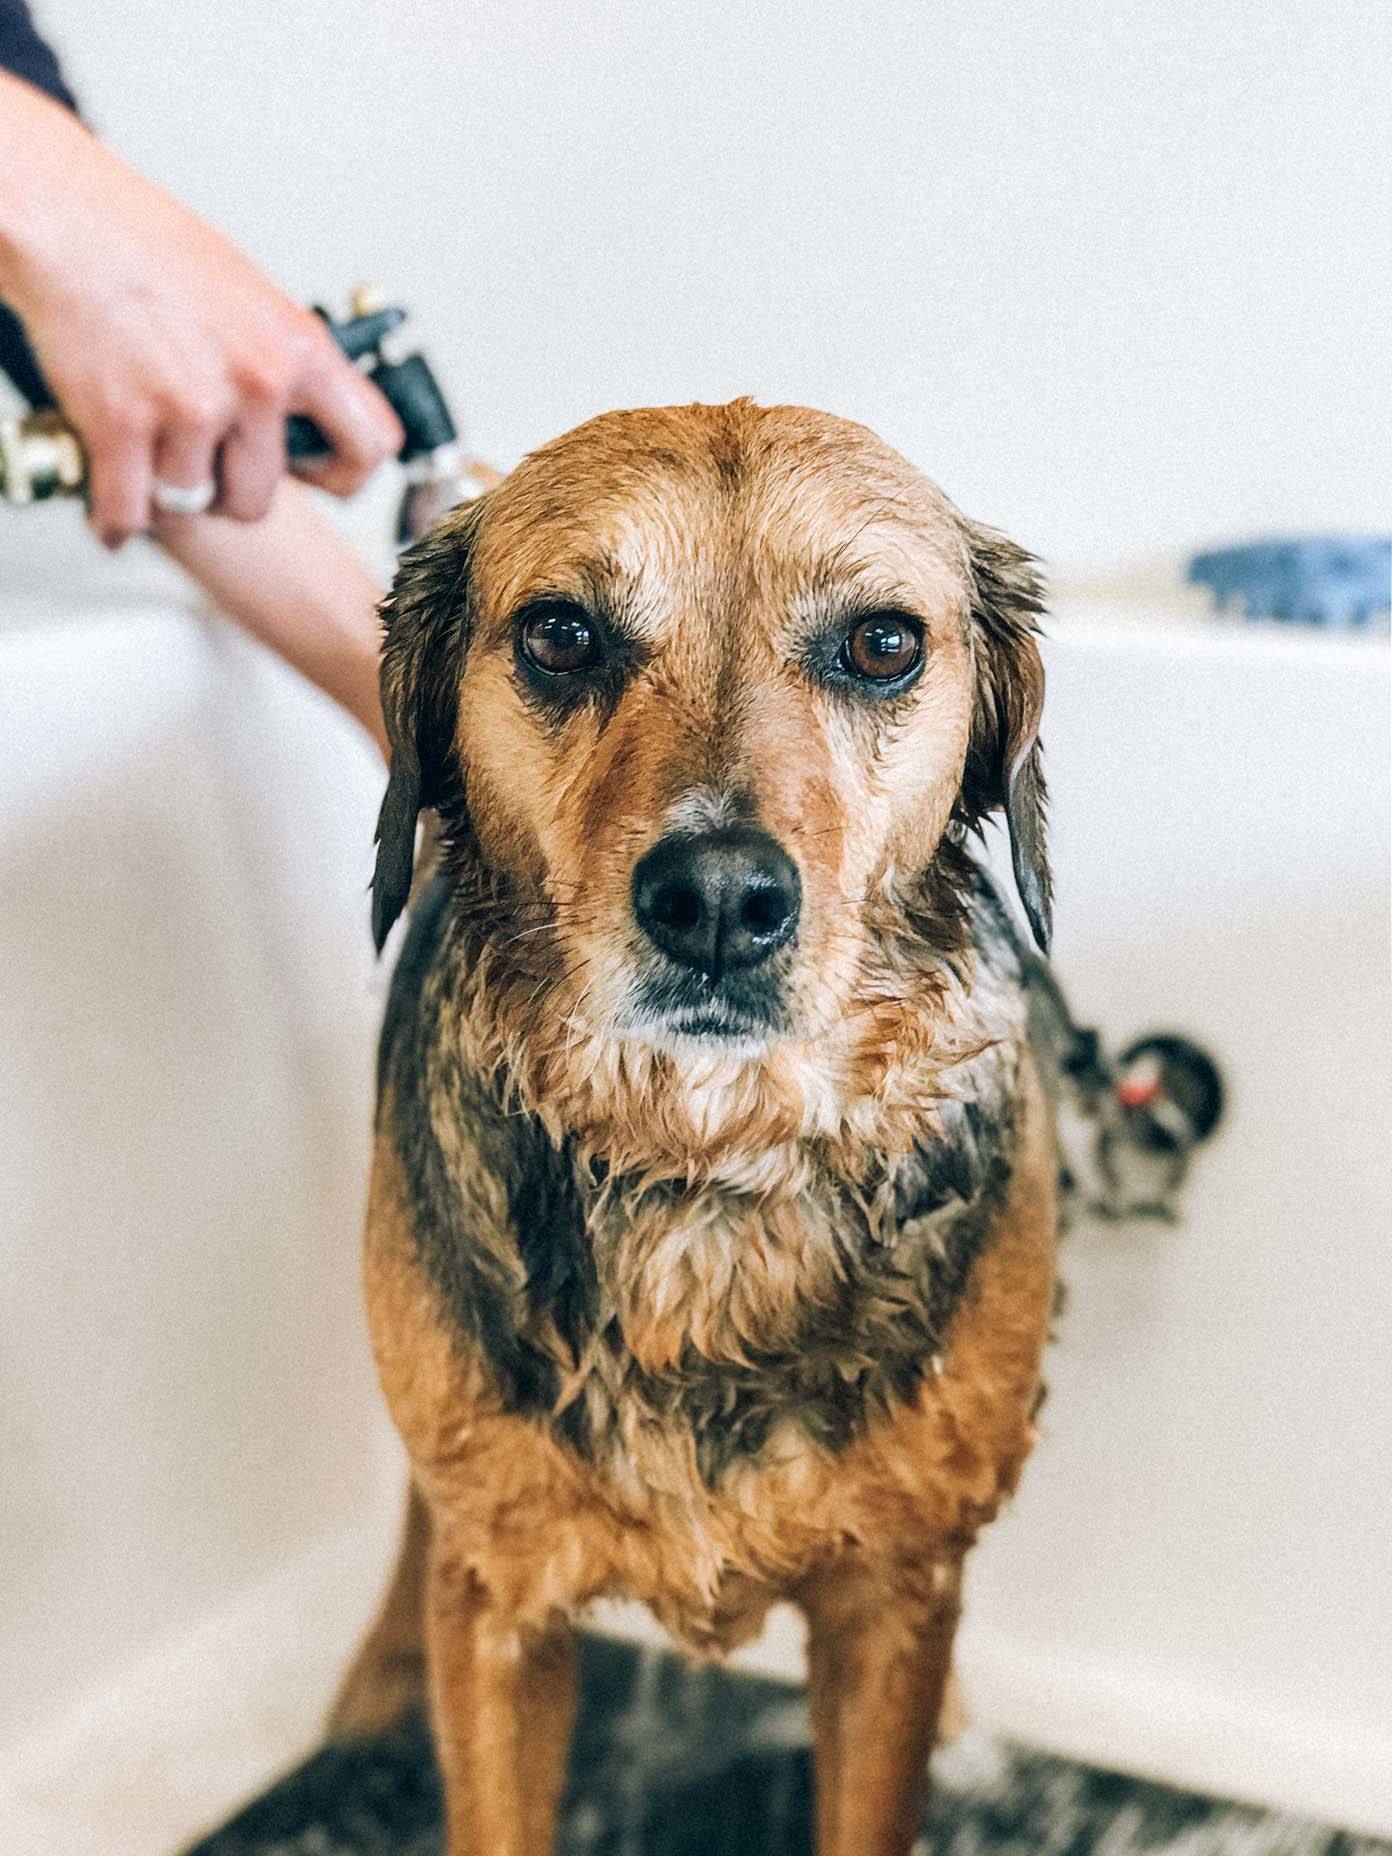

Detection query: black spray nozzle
(319, 302), (407, 363)
(285, 304), (456, 470)
(374, 353), (458, 459)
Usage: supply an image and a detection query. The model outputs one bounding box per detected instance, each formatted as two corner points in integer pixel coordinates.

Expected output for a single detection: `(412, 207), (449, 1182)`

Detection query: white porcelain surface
(0, 597), (403, 1790)
(961, 622), (1392, 1833)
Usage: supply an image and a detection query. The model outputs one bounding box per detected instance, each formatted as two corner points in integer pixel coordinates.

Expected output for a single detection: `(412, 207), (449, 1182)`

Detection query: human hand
(0, 74), (403, 544)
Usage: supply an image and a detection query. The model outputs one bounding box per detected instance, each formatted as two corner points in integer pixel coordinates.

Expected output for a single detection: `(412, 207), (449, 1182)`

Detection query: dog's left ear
(371, 498), (487, 953)
(959, 519), (1053, 953)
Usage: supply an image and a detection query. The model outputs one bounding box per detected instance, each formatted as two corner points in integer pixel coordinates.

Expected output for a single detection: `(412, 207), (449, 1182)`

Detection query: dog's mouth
(625, 968), (790, 1050)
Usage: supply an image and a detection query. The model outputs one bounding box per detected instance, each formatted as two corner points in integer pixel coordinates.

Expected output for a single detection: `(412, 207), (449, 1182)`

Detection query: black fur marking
(599, 1080), (1014, 1482)
(958, 521), (1052, 953)
(380, 866), (1024, 1485)
(372, 504), (485, 951)
(371, 756), (422, 955)
(512, 1131), (602, 1419)
(376, 869), (452, 1101)
(379, 873), (592, 1423)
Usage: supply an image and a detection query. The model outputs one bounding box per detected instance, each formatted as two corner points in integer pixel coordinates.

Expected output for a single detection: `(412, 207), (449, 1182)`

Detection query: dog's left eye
(519, 602), (603, 675)
(841, 614), (923, 682)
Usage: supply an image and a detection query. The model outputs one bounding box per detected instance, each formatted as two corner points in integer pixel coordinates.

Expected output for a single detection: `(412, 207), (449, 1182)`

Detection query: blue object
(1187, 537), (1391, 629)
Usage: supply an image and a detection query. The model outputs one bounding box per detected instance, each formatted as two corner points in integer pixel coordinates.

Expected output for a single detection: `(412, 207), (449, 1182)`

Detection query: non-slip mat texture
(183, 1635), (1389, 1856)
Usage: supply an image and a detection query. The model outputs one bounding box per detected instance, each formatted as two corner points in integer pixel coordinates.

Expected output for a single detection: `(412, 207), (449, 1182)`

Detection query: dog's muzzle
(631, 826), (800, 981)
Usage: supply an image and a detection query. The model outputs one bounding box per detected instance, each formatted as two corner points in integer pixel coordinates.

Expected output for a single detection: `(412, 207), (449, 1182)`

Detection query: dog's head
(373, 401), (1048, 1059)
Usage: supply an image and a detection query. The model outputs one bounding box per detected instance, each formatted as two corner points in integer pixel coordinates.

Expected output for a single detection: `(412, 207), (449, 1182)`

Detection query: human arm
(154, 479), (389, 758)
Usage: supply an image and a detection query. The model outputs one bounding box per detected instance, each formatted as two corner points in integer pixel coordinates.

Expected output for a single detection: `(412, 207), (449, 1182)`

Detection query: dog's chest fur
(378, 871), (1033, 1509)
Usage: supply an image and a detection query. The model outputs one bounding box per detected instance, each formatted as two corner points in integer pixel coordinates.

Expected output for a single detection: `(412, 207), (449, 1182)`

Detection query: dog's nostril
(740, 885), (789, 935)
(651, 883), (704, 933)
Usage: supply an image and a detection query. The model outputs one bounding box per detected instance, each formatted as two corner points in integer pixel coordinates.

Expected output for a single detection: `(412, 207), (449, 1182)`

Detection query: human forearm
(155, 478), (387, 758)
(0, 68), (91, 277)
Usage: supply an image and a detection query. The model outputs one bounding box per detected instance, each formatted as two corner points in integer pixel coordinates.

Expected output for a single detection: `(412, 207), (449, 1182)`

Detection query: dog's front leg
(427, 1541), (577, 1856)
(800, 1553), (963, 1856)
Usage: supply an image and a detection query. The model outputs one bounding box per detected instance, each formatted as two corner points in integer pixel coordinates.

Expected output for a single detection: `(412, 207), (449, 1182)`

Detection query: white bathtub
(2, 571), (1388, 1853)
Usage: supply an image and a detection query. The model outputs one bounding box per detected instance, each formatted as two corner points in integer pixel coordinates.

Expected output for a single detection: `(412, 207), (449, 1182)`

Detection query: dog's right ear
(959, 518), (1053, 954)
(372, 499), (487, 952)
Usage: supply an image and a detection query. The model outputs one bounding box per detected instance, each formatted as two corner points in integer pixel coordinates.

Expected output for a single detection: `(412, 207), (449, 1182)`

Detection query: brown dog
(334, 399), (1058, 1855)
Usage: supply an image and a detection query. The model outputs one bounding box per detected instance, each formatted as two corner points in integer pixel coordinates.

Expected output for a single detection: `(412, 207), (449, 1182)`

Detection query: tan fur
(451, 405), (981, 1087)
(354, 1055), (1052, 1856)
(367, 1053), (1053, 1646)
(345, 401), (1058, 1854)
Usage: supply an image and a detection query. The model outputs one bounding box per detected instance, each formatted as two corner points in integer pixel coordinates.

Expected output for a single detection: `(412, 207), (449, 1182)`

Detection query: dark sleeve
(0, 0), (78, 111)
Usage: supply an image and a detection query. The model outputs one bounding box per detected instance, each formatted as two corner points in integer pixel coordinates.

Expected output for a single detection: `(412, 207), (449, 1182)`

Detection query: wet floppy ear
(371, 499), (486, 952)
(959, 519), (1053, 953)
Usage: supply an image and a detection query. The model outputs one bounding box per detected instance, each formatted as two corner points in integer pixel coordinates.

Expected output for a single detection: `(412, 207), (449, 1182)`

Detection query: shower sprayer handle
(0, 285), (457, 506)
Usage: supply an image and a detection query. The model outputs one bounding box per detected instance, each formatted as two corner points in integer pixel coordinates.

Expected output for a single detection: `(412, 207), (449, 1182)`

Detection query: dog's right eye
(842, 614), (923, 683)
(518, 602), (603, 675)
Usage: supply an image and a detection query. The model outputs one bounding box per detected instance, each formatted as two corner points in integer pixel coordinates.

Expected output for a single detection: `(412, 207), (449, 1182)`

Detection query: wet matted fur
(335, 400), (1061, 1856)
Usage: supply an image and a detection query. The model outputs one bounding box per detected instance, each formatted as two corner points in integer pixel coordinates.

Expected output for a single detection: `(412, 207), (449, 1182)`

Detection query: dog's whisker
(493, 922), (563, 956)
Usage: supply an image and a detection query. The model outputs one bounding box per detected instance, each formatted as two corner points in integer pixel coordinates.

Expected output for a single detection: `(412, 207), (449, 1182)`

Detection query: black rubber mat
(182, 1634), (1390, 1856)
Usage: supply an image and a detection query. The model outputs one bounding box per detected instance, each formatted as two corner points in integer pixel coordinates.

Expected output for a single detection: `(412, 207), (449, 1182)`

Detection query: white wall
(38, 0), (1389, 570)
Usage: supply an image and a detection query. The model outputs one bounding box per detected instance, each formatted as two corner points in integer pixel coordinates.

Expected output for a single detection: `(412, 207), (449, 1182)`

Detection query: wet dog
(334, 400), (1059, 1856)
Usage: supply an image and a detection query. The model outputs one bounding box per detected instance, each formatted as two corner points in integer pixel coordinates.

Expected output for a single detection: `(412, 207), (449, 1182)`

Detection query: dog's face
(373, 401), (1048, 1057)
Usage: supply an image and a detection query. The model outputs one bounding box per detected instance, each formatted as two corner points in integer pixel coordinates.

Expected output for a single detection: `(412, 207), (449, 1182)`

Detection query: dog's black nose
(632, 828), (801, 977)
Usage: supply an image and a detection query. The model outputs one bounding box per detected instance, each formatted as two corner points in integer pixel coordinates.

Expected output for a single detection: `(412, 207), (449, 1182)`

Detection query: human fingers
(82, 405), (156, 546)
(289, 349), (402, 498)
(149, 414), (222, 522)
(213, 400), (286, 523)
